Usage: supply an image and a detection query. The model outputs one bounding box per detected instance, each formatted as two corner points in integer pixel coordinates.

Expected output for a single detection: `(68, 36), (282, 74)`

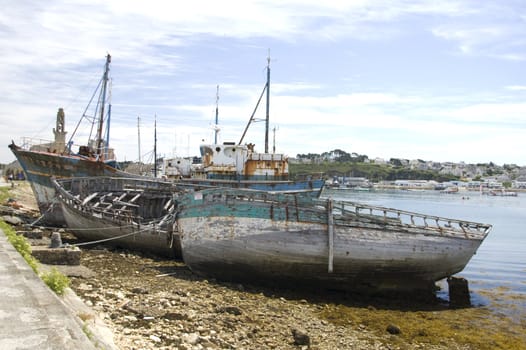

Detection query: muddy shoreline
(67, 245), (526, 350)
(3, 181), (525, 349)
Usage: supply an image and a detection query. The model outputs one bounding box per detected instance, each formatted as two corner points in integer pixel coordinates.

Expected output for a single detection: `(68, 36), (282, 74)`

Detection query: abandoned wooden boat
(176, 188), (492, 293)
(9, 54), (137, 226)
(52, 176), (184, 257)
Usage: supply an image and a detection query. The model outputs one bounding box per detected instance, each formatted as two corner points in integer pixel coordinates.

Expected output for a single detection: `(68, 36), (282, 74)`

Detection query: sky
(1, 0), (525, 166)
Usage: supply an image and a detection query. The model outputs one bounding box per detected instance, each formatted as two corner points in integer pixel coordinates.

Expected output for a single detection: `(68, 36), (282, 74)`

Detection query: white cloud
(1, 0), (526, 165)
(430, 2), (526, 60)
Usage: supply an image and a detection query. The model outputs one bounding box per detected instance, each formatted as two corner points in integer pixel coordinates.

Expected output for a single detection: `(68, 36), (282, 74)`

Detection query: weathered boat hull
(53, 177), (180, 257)
(10, 143), (136, 226)
(176, 189), (491, 293)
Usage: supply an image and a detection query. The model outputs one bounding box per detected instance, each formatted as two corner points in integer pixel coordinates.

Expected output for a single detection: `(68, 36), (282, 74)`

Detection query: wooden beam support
(327, 198), (334, 273)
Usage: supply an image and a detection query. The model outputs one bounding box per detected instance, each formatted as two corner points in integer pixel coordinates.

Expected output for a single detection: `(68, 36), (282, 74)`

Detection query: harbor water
(322, 187), (526, 311)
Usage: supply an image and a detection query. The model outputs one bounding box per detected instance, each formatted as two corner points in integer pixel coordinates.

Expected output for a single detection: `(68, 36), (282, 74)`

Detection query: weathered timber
(177, 188), (492, 294)
(448, 276), (471, 308)
(52, 176), (187, 258)
(327, 198), (334, 273)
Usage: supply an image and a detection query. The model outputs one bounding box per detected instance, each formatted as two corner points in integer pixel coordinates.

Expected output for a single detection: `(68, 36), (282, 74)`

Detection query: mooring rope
(28, 216), (141, 231)
(29, 214), (46, 226)
(28, 201), (59, 226)
(70, 229), (144, 247)
(26, 201), (176, 247)
(66, 218), (175, 247)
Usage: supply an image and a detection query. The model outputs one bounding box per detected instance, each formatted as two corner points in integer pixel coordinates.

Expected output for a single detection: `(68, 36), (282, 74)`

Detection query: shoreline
(330, 184), (526, 192)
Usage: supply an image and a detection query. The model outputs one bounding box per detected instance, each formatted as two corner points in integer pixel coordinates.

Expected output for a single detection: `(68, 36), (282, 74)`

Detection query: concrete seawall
(0, 227), (96, 350)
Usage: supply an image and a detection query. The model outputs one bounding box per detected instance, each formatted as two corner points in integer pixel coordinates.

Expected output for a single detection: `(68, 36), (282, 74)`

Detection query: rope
(28, 215), (142, 231)
(66, 218), (174, 247)
(27, 200), (176, 248)
(70, 230), (143, 247)
(29, 214), (46, 226)
(54, 222), (139, 231)
(29, 201), (59, 227)
(29, 200), (173, 231)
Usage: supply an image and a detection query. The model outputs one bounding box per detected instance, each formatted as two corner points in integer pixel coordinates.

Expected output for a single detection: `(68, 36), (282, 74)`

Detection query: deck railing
(333, 200), (492, 238)
(188, 188), (492, 239)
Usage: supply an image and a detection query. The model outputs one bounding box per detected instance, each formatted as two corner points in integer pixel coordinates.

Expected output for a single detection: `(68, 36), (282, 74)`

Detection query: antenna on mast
(96, 53), (111, 159)
(272, 125), (279, 154)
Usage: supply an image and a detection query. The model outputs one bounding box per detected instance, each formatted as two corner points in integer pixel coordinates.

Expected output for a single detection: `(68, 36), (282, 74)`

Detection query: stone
(20, 230), (43, 239)
(386, 324), (401, 335)
(77, 283), (93, 291)
(182, 332), (200, 345)
(49, 231), (62, 248)
(31, 246), (81, 265)
(216, 306), (242, 315)
(2, 215), (23, 225)
(131, 287), (149, 294)
(163, 312), (189, 321)
(149, 335), (161, 342)
(292, 328), (310, 346)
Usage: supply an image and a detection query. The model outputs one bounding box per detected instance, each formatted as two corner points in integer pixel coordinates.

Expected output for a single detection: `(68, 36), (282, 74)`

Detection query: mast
(265, 53), (270, 153)
(137, 116), (141, 163)
(238, 53), (272, 149)
(96, 53), (111, 159)
(104, 78), (112, 160)
(154, 115), (157, 177)
(105, 103), (111, 160)
(215, 85), (219, 144)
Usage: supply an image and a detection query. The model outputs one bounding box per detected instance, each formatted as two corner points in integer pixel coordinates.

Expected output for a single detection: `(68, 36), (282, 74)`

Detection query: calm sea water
(321, 188), (526, 303)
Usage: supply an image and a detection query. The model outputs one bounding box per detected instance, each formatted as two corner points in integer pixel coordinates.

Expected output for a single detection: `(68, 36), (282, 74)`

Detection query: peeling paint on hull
(177, 188), (492, 293)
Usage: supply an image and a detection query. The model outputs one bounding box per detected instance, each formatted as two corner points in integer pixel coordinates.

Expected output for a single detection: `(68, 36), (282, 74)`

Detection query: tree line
(293, 149), (461, 182)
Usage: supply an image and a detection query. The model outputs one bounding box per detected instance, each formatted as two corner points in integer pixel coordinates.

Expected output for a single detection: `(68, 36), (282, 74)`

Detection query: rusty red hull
(9, 142), (137, 226)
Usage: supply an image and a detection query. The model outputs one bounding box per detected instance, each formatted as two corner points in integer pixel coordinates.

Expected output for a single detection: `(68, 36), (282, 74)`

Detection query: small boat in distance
(176, 187), (492, 294)
(486, 189), (518, 197)
(9, 54), (137, 226)
(441, 186), (459, 194)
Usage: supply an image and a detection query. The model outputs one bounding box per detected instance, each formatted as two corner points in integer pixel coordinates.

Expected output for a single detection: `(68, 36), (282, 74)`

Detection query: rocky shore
(70, 248), (390, 350)
(2, 181), (525, 350)
(67, 245), (526, 350)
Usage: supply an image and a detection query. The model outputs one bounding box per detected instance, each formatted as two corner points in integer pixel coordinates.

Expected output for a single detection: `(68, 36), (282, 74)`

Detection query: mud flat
(3, 181), (526, 349)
